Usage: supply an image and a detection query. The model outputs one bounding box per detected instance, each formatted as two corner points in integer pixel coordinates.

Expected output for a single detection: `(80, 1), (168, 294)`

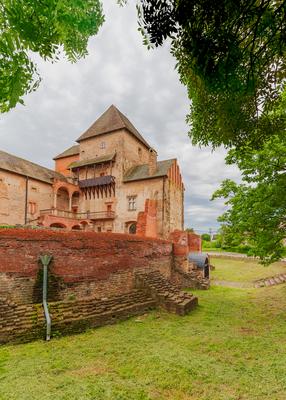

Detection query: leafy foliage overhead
(0, 0), (104, 112)
(137, 0), (286, 148)
(212, 90), (286, 264)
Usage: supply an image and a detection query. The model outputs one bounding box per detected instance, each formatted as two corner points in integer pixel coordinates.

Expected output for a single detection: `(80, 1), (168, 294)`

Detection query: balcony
(79, 175), (115, 188)
(78, 175), (116, 199)
(40, 208), (115, 221)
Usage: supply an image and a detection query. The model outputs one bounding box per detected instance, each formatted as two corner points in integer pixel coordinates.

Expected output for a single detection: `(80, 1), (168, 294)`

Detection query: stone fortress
(0, 106), (209, 343)
(0, 105), (184, 239)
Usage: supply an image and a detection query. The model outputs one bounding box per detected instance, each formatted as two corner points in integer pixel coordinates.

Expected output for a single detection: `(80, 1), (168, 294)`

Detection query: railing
(40, 209), (115, 220)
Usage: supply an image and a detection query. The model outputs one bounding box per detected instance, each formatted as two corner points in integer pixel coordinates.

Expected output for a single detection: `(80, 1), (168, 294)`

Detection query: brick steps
(254, 273), (286, 288)
(0, 290), (156, 343)
(0, 272), (198, 344)
(135, 271), (198, 315)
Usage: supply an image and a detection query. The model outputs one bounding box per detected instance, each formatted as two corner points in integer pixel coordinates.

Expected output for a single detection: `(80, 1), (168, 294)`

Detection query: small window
(138, 147), (142, 159)
(31, 186), (38, 192)
(107, 204), (112, 212)
(100, 172), (105, 177)
(97, 226), (102, 232)
(100, 142), (106, 149)
(128, 196), (136, 211)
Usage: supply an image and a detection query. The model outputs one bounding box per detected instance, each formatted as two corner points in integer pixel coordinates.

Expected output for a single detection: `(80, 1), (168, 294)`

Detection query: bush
(202, 234), (211, 241)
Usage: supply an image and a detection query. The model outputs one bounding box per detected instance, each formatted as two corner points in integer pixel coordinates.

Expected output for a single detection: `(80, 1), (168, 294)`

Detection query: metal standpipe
(39, 255), (53, 341)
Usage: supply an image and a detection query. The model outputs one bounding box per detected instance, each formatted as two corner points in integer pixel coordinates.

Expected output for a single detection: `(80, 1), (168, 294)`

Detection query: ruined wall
(165, 161), (184, 237)
(188, 233), (202, 252)
(0, 229), (173, 305)
(0, 228), (203, 343)
(0, 291), (156, 344)
(136, 199), (157, 238)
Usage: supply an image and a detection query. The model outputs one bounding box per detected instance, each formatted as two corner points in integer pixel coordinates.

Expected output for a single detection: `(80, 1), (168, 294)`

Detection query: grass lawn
(1, 258), (286, 400)
(211, 257), (286, 283)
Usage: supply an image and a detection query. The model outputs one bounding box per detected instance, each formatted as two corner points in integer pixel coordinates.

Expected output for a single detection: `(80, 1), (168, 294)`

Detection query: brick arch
(79, 220), (89, 231)
(71, 191), (80, 211)
(56, 187), (69, 211)
(71, 224), (81, 230)
(53, 180), (79, 198)
(71, 190), (80, 197)
(50, 222), (67, 229)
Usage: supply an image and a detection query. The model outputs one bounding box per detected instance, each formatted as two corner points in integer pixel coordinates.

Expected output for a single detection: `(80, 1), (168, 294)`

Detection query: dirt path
(211, 280), (252, 289)
(212, 272), (286, 289)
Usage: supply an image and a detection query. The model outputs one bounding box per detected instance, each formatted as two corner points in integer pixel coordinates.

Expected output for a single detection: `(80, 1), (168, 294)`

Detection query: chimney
(148, 148), (157, 176)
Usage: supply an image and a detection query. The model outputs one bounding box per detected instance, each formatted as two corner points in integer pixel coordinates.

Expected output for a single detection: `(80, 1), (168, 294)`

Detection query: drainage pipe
(39, 255), (53, 341)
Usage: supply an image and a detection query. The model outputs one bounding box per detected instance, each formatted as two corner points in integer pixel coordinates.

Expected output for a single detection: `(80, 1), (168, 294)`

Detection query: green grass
(1, 258), (286, 400)
(211, 258), (286, 282)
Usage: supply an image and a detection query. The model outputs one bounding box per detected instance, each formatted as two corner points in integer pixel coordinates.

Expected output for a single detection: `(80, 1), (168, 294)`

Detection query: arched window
(50, 223), (66, 229)
(71, 225), (81, 230)
(129, 223), (137, 234)
(56, 187), (69, 211)
(71, 191), (80, 212)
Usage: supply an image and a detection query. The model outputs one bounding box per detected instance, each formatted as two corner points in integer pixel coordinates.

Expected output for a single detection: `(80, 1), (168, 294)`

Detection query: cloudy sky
(0, 1), (240, 233)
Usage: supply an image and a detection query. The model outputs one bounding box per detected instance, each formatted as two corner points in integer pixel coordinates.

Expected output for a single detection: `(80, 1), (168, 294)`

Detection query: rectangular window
(128, 196), (137, 211)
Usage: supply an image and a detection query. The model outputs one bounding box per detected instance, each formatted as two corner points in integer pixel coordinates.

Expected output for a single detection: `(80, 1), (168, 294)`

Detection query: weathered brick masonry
(0, 229), (172, 303)
(0, 229), (198, 343)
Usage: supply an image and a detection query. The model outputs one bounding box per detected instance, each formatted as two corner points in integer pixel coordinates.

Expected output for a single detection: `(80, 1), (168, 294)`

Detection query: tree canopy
(212, 90), (286, 264)
(0, 0), (104, 112)
(137, 0), (286, 149)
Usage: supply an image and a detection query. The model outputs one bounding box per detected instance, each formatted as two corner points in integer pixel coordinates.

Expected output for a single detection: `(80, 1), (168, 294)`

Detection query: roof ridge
(0, 149), (56, 175)
(76, 105), (153, 149)
(53, 144), (80, 160)
(0, 149), (66, 183)
(115, 107), (151, 147)
(123, 158), (176, 183)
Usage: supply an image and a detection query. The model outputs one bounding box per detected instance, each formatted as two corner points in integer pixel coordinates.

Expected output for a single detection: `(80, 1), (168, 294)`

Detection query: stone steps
(135, 271), (198, 315)
(254, 273), (286, 288)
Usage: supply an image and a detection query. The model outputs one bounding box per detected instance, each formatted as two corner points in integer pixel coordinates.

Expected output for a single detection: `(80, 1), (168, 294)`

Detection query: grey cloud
(0, 1), (241, 232)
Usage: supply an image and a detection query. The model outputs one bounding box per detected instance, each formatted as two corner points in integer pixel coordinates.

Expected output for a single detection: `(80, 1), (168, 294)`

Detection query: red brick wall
(188, 233), (202, 252)
(0, 229), (172, 303)
(169, 230), (202, 254)
(136, 199), (157, 238)
(169, 230), (189, 256)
